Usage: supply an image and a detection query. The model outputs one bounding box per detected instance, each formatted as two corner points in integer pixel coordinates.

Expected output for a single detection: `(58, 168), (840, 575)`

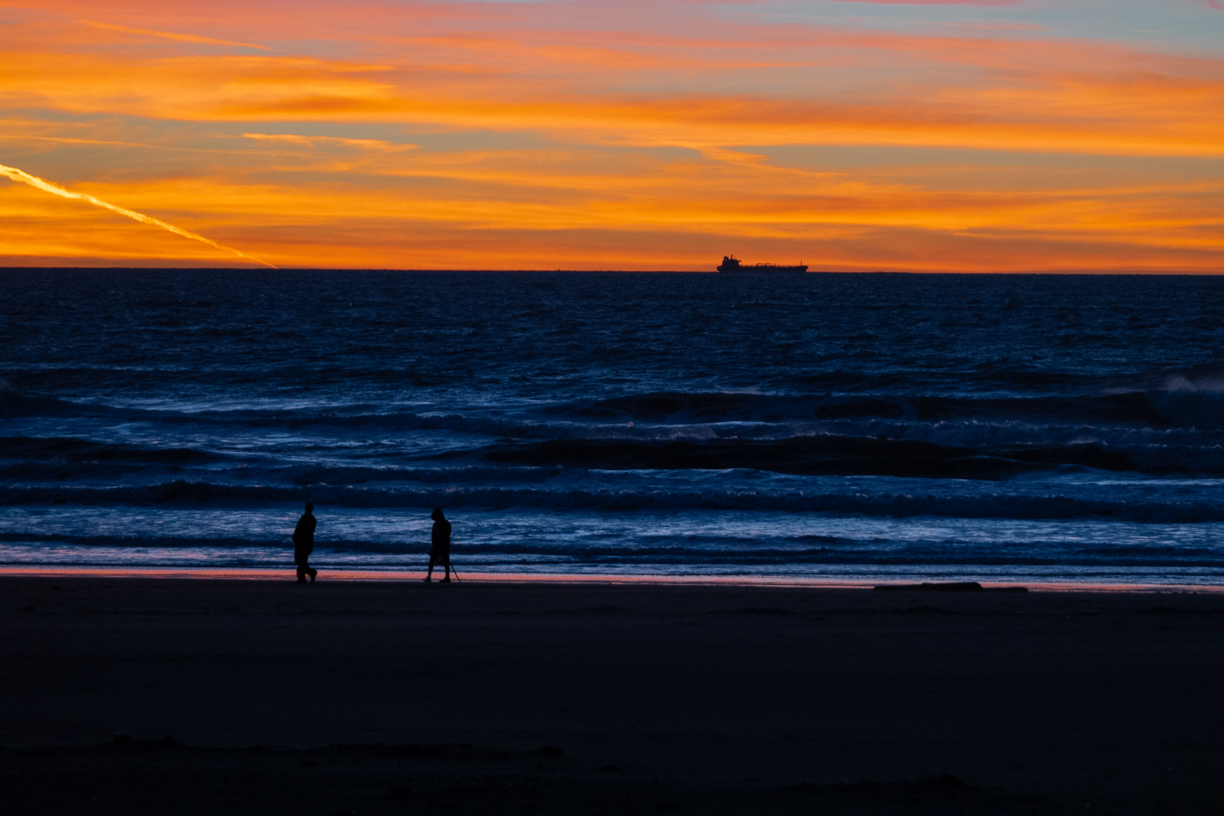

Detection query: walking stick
(448, 560), (461, 583)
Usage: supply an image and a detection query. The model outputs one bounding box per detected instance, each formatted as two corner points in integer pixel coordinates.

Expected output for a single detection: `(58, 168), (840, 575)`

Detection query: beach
(3, 575), (1221, 814)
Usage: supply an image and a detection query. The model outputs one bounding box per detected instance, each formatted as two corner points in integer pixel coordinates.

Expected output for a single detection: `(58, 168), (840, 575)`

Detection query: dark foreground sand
(2, 576), (1222, 815)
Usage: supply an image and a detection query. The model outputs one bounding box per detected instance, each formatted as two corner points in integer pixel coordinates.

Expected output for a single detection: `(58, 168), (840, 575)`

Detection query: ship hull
(717, 264), (808, 274)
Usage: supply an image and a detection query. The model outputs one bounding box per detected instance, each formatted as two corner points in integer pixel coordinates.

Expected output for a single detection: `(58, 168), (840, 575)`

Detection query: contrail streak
(0, 163), (276, 267)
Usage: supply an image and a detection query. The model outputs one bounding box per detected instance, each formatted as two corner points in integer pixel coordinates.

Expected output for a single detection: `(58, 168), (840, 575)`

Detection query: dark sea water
(2, 269), (1223, 585)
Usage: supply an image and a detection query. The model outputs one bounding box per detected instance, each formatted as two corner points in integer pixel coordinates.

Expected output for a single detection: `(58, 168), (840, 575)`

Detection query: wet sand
(2, 576), (1222, 814)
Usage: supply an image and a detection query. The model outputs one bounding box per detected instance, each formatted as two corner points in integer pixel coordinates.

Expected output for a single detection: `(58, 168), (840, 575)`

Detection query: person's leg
(296, 562), (307, 583)
(424, 554), (435, 582)
(441, 557), (451, 583)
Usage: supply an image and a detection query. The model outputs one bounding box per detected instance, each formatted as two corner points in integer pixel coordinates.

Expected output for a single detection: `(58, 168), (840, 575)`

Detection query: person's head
(305, 501), (314, 514)
(431, 507), (445, 521)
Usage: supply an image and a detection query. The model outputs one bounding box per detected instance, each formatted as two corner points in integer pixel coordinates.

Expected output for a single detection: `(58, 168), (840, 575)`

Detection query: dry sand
(2, 575), (1222, 815)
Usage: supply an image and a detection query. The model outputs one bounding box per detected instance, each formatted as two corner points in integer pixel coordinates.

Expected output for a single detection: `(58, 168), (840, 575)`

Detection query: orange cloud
(241, 132), (417, 151)
(2, 48), (1221, 158)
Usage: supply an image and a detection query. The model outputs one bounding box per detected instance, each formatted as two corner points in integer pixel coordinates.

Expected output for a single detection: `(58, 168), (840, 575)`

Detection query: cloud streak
(824, 1), (1018, 4)
(81, 20), (271, 50)
(0, 163), (275, 267)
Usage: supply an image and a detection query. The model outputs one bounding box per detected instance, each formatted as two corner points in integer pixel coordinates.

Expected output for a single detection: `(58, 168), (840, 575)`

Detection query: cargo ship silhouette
(717, 255), (808, 274)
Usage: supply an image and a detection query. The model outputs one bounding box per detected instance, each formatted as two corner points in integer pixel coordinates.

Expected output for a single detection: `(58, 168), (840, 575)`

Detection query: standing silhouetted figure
(293, 502), (318, 583)
(424, 507), (452, 583)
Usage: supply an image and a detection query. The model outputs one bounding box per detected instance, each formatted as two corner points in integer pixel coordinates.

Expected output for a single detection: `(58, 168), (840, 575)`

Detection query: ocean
(2, 269), (1222, 586)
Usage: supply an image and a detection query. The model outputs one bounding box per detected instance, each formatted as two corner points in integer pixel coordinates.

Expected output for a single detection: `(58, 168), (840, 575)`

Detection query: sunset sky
(1, 1), (1221, 271)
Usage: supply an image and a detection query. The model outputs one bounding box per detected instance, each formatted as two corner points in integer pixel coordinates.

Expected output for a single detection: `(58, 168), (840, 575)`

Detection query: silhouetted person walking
(424, 507), (452, 583)
(293, 502), (318, 583)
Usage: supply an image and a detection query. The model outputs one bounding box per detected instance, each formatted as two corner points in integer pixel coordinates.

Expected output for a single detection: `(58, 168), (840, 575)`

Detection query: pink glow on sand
(2, 566), (1220, 593)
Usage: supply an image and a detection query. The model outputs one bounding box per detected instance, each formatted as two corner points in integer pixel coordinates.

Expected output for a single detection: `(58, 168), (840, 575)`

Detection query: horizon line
(2, 266), (1223, 276)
